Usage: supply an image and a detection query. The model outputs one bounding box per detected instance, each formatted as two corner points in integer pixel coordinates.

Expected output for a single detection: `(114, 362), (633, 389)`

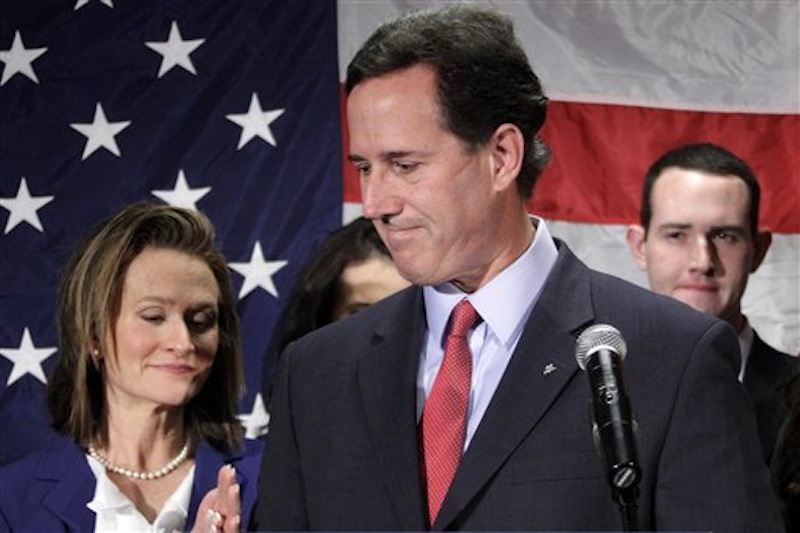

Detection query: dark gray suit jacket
(745, 332), (795, 463)
(253, 242), (782, 531)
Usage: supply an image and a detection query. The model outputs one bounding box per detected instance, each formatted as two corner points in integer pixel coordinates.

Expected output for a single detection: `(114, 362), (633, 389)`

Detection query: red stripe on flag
(342, 96), (800, 233)
(340, 84), (361, 209)
(536, 102), (800, 232)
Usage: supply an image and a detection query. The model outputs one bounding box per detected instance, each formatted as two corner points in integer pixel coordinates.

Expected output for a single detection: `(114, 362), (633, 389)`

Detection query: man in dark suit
(626, 142), (796, 463)
(252, 5), (783, 531)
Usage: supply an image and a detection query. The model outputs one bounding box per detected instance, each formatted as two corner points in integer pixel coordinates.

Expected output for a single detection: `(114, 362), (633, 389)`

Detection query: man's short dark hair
(345, 4), (550, 199)
(641, 142), (761, 237)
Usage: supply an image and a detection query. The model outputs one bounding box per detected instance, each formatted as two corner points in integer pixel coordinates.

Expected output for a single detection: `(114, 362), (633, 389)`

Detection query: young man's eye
(713, 231), (740, 244)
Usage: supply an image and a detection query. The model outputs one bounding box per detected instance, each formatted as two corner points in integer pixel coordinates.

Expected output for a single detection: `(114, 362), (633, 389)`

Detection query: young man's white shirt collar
(738, 317), (754, 383)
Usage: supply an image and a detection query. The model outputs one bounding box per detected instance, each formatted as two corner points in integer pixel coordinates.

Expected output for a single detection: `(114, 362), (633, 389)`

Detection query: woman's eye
(188, 312), (217, 333)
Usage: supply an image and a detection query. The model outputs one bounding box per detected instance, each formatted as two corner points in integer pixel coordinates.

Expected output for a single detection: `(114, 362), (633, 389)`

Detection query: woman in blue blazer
(0, 204), (262, 532)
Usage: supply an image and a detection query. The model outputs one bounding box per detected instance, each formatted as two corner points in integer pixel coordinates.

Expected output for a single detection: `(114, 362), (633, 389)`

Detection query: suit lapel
(39, 439), (98, 530)
(746, 333), (791, 393)
(358, 288), (429, 531)
(435, 244), (595, 529)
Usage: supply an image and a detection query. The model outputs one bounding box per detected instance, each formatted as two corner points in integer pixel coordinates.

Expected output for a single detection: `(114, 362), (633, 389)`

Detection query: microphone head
(575, 324), (627, 371)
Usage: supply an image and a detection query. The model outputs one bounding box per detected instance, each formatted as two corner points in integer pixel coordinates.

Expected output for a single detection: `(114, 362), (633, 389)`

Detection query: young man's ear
(489, 123), (524, 192)
(750, 230), (772, 273)
(626, 224), (649, 271)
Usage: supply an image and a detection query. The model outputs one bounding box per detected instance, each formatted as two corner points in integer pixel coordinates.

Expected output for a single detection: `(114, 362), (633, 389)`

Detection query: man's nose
(689, 236), (716, 274)
(361, 167), (394, 221)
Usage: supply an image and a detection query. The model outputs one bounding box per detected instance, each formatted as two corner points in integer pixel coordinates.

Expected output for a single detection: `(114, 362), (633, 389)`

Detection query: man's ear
(750, 229), (772, 273)
(626, 224), (649, 270)
(489, 123), (524, 192)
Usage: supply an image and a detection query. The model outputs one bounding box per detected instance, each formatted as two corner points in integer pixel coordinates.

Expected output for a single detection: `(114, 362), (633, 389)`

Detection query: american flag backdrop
(2, 0), (799, 469)
(0, 0), (342, 465)
(339, 1), (800, 355)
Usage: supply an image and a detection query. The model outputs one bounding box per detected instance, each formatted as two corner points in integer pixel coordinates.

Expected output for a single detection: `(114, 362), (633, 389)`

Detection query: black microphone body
(576, 325), (641, 493)
(584, 346), (640, 491)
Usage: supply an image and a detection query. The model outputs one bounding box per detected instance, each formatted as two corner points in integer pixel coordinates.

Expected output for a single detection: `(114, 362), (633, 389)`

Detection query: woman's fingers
(192, 465), (241, 533)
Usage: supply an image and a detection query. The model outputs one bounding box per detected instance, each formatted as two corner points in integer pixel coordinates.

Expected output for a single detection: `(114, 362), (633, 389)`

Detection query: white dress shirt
(418, 217), (559, 450)
(86, 455), (195, 533)
(738, 318), (754, 383)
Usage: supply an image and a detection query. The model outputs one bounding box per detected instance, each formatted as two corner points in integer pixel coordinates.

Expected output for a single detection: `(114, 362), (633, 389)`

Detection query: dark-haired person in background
(260, 216), (410, 403)
(274, 216), (410, 352)
(626, 142), (795, 465)
(253, 5), (782, 531)
(0, 203), (261, 533)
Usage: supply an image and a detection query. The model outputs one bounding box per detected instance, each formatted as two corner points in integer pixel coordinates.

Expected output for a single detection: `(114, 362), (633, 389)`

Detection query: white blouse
(86, 454), (195, 532)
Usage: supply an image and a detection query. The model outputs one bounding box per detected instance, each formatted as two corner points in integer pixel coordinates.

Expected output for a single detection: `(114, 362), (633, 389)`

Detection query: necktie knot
(448, 299), (480, 338)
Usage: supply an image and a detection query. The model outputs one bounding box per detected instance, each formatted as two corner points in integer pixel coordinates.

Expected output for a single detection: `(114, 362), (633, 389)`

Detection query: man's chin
(672, 291), (722, 317)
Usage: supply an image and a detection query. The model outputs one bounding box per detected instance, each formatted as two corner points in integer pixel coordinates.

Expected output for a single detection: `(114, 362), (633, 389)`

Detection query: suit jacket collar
(37, 438), (98, 531)
(745, 331), (793, 391)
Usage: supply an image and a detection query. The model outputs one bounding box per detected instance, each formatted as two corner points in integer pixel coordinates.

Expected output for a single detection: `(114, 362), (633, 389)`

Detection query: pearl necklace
(87, 440), (191, 481)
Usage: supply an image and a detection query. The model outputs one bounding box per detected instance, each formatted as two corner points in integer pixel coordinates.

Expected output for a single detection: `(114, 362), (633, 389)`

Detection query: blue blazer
(0, 435), (263, 532)
(252, 240), (783, 531)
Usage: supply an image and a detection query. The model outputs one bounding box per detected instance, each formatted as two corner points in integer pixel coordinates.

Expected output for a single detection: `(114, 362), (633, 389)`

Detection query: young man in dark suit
(253, 6), (782, 531)
(626, 142), (795, 464)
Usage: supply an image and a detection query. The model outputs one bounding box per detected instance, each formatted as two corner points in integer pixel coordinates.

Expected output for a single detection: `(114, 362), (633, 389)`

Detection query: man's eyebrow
(657, 222), (691, 231)
(347, 151), (419, 164)
(709, 225), (748, 235)
(656, 222), (748, 236)
(381, 150), (415, 160)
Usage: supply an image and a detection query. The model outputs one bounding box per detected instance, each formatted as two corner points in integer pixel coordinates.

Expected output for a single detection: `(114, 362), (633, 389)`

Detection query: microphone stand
(613, 485), (639, 531)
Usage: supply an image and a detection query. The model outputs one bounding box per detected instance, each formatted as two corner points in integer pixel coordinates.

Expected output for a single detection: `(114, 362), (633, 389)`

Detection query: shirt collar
(86, 454), (195, 531)
(424, 217), (559, 347)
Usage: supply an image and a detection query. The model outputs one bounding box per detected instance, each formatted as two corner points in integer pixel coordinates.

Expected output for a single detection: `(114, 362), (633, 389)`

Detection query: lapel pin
(543, 363), (557, 375)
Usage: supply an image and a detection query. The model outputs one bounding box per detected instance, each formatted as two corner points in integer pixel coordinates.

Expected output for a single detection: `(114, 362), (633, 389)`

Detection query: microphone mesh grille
(575, 324), (627, 370)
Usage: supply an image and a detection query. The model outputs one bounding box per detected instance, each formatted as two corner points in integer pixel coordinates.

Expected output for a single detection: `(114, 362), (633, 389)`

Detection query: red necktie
(422, 299), (480, 525)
